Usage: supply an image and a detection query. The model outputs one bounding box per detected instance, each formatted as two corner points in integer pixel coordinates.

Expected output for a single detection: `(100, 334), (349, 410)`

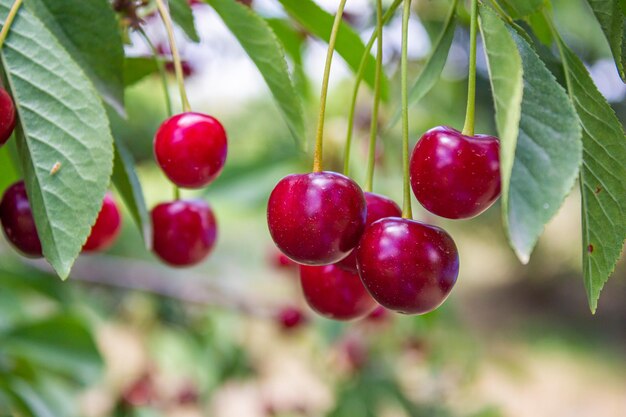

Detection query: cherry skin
(335, 192), (402, 274)
(82, 193), (122, 252)
(409, 126), (500, 219)
(0, 87), (16, 146)
(299, 264), (377, 321)
(267, 171), (366, 265)
(356, 217), (459, 315)
(151, 199), (217, 266)
(0, 181), (42, 257)
(154, 112), (227, 188)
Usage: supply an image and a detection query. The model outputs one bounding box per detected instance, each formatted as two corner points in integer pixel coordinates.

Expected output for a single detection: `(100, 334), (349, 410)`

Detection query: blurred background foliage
(1, 0), (625, 416)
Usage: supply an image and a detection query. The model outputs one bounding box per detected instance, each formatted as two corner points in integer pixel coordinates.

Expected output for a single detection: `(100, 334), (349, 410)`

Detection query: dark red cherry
(276, 306), (307, 330)
(356, 217), (459, 315)
(0, 87), (16, 146)
(409, 126), (500, 219)
(267, 171), (366, 265)
(82, 193), (122, 252)
(335, 192), (402, 274)
(299, 264), (377, 321)
(0, 181), (42, 257)
(154, 112), (227, 188)
(151, 199), (217, 266)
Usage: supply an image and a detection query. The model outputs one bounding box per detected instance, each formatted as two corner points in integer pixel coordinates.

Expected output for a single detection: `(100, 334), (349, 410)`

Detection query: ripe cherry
(276, 306), (307, 331)
(267, 171), (366, 265)
(0, 181), (42, 257)
(151, 199), (217, 266)
(154, 112), (227, 188)
(335, 192), (402, 274)
(356, 217), (459, 315)
(299, 264), (377, 321)
(410, 126), (500, 219)
(0, 87), (16, 146)
(82, 193), (122, 252)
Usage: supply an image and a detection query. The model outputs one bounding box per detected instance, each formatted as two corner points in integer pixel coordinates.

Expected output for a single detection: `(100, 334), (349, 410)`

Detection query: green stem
(0, 0), (23, 49)
(401, 0), (412, 219)
(462, 0), (478, 136)
(364, 0), (384, 192)
(343, 0), (402, 176)
(137, 27), (173, 117)
(155, 0), (191, 113)
(313, 0), (348, 173)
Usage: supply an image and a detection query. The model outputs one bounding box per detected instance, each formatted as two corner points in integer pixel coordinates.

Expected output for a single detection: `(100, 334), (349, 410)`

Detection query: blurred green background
(1, 0), (625, 416)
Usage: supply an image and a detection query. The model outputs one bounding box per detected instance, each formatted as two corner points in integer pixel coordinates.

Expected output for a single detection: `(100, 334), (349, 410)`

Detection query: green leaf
(0, 145), (19, 193)
(206, 0), (305, 146)
(277, 0), (389, 99)
(170, 0), (201, 42)
(389, 0), (458, 127)
(1, 314), (103, 385)
(0, 1), (114, 278)
(585, 0), (626, 81)
(112, 136), (152, 248)
(498, 0), (546, 18)
(556, 37), (626, 312)
(25, 0), (126, 115)
(480, 6), (583, 263)
(265, 18), (310, 98)
(124, 56), (160, 86)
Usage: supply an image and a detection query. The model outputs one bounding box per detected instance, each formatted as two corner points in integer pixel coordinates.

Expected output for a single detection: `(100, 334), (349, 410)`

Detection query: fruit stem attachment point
(364, 0), (384, 193)
(401, 0), (413, 219)
(313, 0), (348, 173)
(155, 0), (191, 113)
(461, 0), (478, 137)
(137, 27), (173, 117)
(0, 0), (24, 49)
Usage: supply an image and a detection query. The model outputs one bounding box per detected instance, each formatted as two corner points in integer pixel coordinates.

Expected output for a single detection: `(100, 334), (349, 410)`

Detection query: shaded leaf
(0, 1), (114, 278)
(585, 0), (626, 81)
(498, 0), (546, 18)
(170, 0), (201, 42)
(124, 56), (160, 86)
(26, 0), (126, 115)
(206, 0), (305, 146)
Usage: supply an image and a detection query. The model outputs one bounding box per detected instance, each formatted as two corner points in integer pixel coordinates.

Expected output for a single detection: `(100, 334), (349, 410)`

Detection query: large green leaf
(585, 0), (626, 81)
(479, 5), (524, 251)
(25, 0), (126, 115)
(0, 1), (114, 278)
(498, 0), (546, 18)
(277, 0), (389, 99)
(556, 37), (626, 312)
(389, 0), (458, 127)
(112, 136), (152, 248)
(205, 0), (305, 146)
(170, 0), (201, 42)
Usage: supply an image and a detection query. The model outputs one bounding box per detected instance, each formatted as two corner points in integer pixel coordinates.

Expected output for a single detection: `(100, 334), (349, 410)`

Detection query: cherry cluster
(267, 127), (500, 319)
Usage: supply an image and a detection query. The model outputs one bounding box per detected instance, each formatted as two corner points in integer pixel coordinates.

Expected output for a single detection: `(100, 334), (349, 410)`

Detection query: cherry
(299, 264), (377, 321)
(356, 217), (459, 315)
(0, 87), (16, 146)
(0, 181), (42, 258)
(82, 193), (122, 252)
(365, 305), (390, 323)
(267, 171), (366, 265)
(151, 199), (217, 266)
(154, 112), (227, 188)
(335, 192), (402, 274)
(409, 126), (500, 219)
(276, 306), (307, 330)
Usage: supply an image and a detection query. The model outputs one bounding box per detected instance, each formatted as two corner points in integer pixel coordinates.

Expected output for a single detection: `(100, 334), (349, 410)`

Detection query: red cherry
(154, 112), (228, 188)
(270, 250), (298, 270)
(276, 306), (307, 330)
(299, 264), (377, 321)
(0, 181), (42, 258)
(0, 87), (16, 146)
(356, 217), (459, 315)
(365, 305), (390, 323)
(151, 199), (217, 266)
(267, 171), (366, 265)
(335, 192), (402, 274)
(410, 126), (500, 219)
(82, 193), (122, 252)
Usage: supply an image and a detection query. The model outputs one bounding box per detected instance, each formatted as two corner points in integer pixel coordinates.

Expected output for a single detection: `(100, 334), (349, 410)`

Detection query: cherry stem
(136, 27), (173, 117)
(313, 0), (348, 173)
(401, 0), (413, 219)
(364, 0), (384, 193)
(0, 0), (23, 49)
(155, 0), (191, 113)
(461, 0), (478, 137)
(343, 0), (402, 176)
